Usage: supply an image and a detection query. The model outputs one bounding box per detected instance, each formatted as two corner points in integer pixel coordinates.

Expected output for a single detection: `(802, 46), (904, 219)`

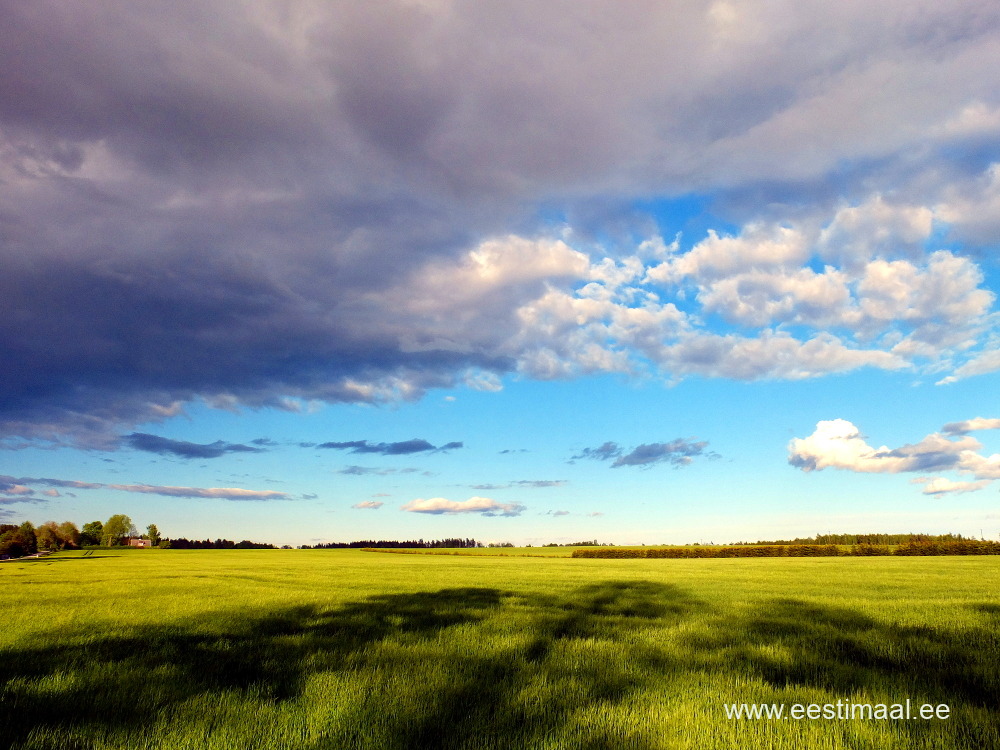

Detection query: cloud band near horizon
(401, 496), (526, 517)
(0, 475), (291, 502)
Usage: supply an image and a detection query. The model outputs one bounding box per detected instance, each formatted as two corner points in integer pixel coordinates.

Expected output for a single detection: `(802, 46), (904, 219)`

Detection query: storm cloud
(572, 442), (624, 462)
(2, 0), (999, 445)
(611, 440), (713, 468)
(318, 439), (462, 455)
(125, 433), (263, 459)
(574, 440), (714, 468)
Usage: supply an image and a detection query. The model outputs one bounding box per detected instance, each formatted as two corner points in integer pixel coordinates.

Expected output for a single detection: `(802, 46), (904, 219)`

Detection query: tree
(0, 524), (28, 558)
(80, 521), (103, 546)
(18, 521), (37, 555)
(0, 522), (39, 557)
(57, 521), (81, 549)
(146, 524), (161, 546)
(101, 514), (133, 546)
(35, 522), (62, 551)
(34, 520), (81, 551)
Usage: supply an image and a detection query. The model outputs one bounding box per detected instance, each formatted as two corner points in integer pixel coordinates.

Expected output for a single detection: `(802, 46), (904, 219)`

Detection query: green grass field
(2, 550), (998, 749)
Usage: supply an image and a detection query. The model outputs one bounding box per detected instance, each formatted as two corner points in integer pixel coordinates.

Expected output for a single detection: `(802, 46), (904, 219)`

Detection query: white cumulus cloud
(912, 477), (991, 496)
(789, 418), (1000, 495)
(788, 419), (979, 474)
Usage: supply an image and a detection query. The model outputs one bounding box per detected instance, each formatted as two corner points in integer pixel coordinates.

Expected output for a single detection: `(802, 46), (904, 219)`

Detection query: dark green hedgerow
(572, 541), (1000, 559)
(894, 540), (1000, 556)
(573, 545), (841, 559)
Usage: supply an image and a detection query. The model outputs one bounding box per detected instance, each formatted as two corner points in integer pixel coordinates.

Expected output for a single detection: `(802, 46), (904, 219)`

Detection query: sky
(1, 0), (999, 546)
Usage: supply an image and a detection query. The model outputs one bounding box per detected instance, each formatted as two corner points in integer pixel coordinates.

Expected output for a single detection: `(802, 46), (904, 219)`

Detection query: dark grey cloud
(574, 439), (716, 468)
(3, 476), (104, 490)
(318, 439), (461, 455)
(319, 441), (373, 452)
(941, 418), (1000, 435)
(336, 466), (421, 476)
(124, 433), (263, 459)
(106, 484), (292, 501)
(612, 440), (713, 468)
(2, 0), (999, 444)
(1, 473), (291, 501)
(882, 446), (963, 473)
(470, 480), (566, 490)
(941, 422), (971, 436)
(0, 477), (33, 495)
(572, 442), (623, 461)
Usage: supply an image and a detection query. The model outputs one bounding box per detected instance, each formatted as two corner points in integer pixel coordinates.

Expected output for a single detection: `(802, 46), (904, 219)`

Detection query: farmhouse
(127, 538), (152, 548)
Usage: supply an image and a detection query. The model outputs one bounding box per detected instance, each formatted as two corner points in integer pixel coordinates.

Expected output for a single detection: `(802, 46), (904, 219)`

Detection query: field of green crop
(2, 550), (998, 749)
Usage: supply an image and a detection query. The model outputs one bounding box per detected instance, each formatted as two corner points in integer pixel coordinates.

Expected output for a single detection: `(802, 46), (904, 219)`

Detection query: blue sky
(2, 0), (999, 546)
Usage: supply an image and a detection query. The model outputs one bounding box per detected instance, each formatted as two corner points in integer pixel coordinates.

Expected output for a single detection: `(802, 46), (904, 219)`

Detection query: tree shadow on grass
(390, 581), (702, 750)
(713, 598), (997, 706)
(1, 581), (700, 750)
(683, 596), (1000, 745)
(6, 583), (999, 748)
(973, 602), (1000, 620)
(3, 555), (114, 564)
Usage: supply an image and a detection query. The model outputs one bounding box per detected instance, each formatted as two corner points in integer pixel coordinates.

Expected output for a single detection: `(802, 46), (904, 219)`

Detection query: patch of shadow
(0, 588), (504, 747)
(5, 555), (113, 563)
(2, 581), (702, 750)
(370, 581), (700, 750)
(972, 602), (1000, 620)
(524, 580), (701, 655)
(684, 597), (1000, 715)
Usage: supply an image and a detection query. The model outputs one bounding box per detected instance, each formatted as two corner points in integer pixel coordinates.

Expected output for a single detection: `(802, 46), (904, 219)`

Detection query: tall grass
(2, 551), (998, 749)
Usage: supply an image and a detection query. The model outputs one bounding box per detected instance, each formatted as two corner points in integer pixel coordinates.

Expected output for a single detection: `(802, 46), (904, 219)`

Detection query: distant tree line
(574, 540), (1000, 559)
(737, 532), (977, 546)
(165, 538), (276, 549)
(300, 538), (482, 549)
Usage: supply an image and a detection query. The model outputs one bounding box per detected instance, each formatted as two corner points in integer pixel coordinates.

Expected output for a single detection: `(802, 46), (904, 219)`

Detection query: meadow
(2, 550), (998, 749)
